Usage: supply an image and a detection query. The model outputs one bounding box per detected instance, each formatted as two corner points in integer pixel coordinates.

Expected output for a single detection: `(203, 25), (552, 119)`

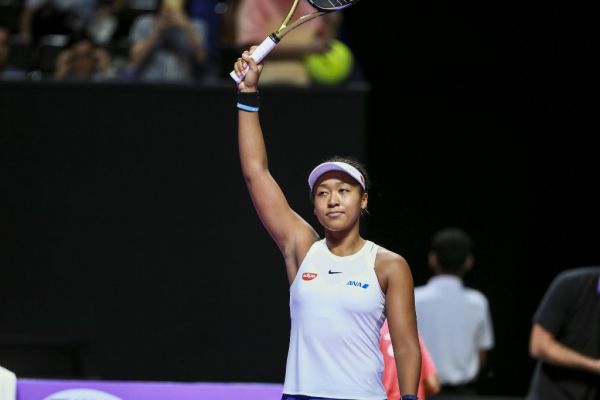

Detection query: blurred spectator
(527, 266), (600, 400)
(381, 320), (441, 400)
(234, 0), (341, 86)
(414, 227), (494, 394)
(0, 26), (26, 79)
(0, 26), (10, 72)
(87, 0), (125, 45)
(126, 0), (207, 82)
(0, 365), (16, 400)
(54, 37), (113, 80)
(19, 0), (97, 45)
(186, 0), (221, 60)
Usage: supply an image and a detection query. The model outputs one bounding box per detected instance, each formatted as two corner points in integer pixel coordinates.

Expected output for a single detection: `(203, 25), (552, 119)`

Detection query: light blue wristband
(236, 103), (259, 112)
(237, 91), (260, 112)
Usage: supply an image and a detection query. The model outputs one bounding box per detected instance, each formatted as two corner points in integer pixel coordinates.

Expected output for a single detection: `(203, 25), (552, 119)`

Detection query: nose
(327, 192), (339, 207)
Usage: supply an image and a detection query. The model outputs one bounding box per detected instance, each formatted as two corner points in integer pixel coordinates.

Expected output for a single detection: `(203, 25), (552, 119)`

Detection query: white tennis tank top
(283, 239), (387, 400)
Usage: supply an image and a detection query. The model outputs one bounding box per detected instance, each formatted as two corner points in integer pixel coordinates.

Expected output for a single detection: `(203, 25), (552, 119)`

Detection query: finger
(241, 56), (248, 70)
(243, 53), (258, 71)
(234, 58), (244, 75)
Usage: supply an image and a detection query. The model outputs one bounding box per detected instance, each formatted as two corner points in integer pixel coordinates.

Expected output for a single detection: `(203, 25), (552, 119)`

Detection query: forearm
(394, 342), (421, 395)
(534, 339), (599, 373)
(531, 324), (600, 374)
(181, 23), (205, 61)
(20, 8), (34, 43)
(238, 100), (268, 179)
(130, 30), (160, 66)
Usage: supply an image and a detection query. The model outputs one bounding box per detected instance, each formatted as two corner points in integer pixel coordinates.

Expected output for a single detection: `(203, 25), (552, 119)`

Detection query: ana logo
(302, 272), (318, 281)
(346, 280), (369, 289)
(44, 389), (122, 400)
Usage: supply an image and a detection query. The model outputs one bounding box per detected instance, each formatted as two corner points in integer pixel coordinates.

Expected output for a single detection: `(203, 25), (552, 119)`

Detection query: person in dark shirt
(527, 266), (600, 400)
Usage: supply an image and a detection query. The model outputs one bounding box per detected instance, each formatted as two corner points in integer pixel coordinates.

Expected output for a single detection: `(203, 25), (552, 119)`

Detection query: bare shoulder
(375, 245), (410, 275)
(374, 246), (414, 294)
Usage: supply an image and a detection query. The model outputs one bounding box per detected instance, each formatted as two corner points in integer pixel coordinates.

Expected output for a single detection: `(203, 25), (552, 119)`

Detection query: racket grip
(230, 35), (278, 83)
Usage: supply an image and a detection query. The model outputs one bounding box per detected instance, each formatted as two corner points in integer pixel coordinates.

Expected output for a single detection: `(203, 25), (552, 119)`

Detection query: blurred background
(1, 0), (598, 398)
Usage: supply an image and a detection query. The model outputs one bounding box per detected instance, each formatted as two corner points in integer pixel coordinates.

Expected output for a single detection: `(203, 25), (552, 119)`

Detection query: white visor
(308, 161), (366, 191)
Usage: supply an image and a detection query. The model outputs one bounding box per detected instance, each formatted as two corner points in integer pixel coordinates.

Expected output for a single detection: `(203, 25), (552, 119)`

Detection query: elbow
(242, 171), (256, 186)
(529, 324), (549, 360)
(529, 340), (544, 359)
(242, 170), (264, 190)
(241, 162), (268, 183)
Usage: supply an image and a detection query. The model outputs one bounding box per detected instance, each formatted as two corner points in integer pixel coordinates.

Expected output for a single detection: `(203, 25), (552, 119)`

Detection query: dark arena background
(1, 0), (599, 399)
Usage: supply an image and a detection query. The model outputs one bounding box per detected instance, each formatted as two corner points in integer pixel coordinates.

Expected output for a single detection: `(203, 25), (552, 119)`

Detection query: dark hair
(430, 227), (473, 274)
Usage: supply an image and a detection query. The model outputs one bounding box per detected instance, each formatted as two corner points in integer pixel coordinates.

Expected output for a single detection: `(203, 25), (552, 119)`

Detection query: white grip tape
(230, 36), (278, 83)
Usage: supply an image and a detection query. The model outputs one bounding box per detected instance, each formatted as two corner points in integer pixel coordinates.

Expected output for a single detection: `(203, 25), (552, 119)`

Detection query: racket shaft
(230, 36), (278, 83)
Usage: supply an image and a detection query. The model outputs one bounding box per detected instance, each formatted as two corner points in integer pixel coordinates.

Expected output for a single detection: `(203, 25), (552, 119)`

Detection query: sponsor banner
(17, 379), (283, 400)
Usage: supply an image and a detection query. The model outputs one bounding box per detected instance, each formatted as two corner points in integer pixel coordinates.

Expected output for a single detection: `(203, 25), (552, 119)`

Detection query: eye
(339, 188), (350, 193)
(317, 191), (328, 197)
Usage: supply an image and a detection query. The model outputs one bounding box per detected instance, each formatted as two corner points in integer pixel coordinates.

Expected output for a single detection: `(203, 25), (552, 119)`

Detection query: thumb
(243, 52), (259, 71)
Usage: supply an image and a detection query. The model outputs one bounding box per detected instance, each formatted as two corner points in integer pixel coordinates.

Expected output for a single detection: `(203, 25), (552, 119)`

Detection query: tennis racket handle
(230, 36), (278, 83)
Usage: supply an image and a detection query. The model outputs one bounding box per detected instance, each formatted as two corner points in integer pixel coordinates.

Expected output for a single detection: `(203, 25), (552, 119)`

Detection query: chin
(321, 222), (355, 233)
(319, 217), (355, 230)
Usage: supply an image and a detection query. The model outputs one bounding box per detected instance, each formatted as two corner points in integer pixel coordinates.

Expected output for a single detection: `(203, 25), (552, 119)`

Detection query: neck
(324, 227), (365, 256)
(435, 272), (463, 278)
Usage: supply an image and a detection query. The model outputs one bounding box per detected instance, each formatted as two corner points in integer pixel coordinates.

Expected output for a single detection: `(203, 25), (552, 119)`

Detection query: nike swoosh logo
(328, 270), (342, 274)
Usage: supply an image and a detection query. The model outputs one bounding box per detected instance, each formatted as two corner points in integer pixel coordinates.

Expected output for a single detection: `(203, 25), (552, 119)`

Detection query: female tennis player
(234, 48), (421, 400)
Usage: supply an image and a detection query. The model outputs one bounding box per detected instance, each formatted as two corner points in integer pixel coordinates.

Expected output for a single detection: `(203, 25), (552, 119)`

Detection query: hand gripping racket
(230, 0), (359, 83)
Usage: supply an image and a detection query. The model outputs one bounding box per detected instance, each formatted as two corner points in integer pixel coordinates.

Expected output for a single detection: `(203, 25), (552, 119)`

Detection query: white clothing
(415, 275), (494, 385)
(0, 365), (16, 400)
(283, 240), (387, 400)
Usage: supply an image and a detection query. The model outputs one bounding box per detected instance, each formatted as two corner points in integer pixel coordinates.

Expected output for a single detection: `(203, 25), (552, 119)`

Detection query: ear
(464, 254), (474, 271)
(361, 192), (368, 210)
(428, 252), (440, 273)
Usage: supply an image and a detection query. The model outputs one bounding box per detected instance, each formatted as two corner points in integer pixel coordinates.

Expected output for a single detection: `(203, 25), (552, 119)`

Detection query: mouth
(326, 211), (344, 217)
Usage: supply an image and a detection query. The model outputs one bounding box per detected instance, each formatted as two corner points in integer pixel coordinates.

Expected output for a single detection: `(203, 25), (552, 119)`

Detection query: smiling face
(313, 171), (368, 233)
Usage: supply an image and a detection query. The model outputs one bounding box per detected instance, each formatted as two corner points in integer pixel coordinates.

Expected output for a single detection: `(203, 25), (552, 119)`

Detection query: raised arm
(234, 50), (318, 280)
(377, 250), (421, 396)
(530, 323), (600, 374)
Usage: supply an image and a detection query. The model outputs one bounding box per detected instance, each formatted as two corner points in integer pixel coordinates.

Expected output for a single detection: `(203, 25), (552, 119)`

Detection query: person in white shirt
(414, 227), (494, 394)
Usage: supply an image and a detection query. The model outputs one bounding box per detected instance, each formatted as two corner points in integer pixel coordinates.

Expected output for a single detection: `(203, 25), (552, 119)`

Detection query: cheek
(346, 195), (363, 210)
(313, 199), (326, 214)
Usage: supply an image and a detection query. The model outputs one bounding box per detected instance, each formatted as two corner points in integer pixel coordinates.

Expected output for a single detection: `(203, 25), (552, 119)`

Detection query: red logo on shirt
(302, 272), (318, 281)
